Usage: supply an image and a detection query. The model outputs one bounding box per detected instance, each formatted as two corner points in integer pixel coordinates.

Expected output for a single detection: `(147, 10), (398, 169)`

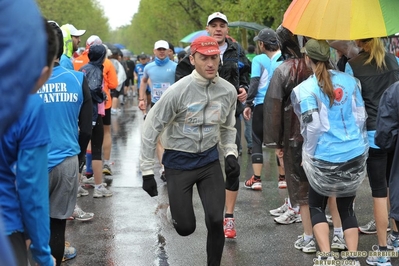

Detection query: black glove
(142, 174), (158, 197)
(225, 155), (240, 179)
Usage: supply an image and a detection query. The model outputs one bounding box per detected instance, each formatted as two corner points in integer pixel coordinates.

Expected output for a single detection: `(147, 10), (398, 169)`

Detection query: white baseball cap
(207, 12), (228, 25)
(154, 40), (169, 50)
(63, 24), (86, 37)
(86, 35), (102, 48)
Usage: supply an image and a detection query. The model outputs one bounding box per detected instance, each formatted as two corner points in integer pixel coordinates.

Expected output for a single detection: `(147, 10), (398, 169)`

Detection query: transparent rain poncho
(291, 70), (369, 197)
(263, 58), (312, 206)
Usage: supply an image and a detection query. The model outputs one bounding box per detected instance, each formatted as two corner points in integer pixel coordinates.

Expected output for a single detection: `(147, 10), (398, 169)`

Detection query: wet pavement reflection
(64, 97), (397, 266)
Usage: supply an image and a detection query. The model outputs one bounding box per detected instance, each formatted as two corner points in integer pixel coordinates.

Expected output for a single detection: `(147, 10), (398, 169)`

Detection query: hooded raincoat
(79, 45), (106, 126)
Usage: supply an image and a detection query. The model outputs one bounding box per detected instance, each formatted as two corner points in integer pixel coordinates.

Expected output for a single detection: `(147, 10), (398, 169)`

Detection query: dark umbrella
(228, 21), (265, 31)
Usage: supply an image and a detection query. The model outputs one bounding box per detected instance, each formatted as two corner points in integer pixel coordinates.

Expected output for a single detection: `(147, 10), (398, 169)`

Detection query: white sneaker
(366, 245), (392, 266)
(269, 198), (289, 217)
(81, 176), (95, 185)
(326, 214), (333, 226)
(387, 233), (399, 251)
(313, 256), (334, 266)
(93, 185), (113, 198)
(81, 176), (107, 187)
(77, 186), (89, 197)
(294, 234), (316, 253)
(331, 234), (347, 250)
(274, 208), (301, 224)
(69, 206), (94, 221)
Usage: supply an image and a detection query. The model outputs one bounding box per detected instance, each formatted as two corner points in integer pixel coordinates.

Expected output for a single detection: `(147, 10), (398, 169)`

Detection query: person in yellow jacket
(60, 24), (86, 70)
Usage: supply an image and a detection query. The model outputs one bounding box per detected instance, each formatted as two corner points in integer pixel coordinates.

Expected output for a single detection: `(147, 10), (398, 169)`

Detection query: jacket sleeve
(375, 83), (399, 151)
(139, 88), (179, 175)
(18, 145), (53, 266)
(219, 93), (239, 158)
(78, 77), (92, 165)
(238, 46), (251, 89)
(175, 56), (194, 82)
(246, 77), (260, 105)
(263, 68), (284, 148)
(106, 59), (119, 90)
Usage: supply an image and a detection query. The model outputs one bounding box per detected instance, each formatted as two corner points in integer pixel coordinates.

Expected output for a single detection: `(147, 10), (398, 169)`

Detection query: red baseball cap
(190, 36), (220, 56)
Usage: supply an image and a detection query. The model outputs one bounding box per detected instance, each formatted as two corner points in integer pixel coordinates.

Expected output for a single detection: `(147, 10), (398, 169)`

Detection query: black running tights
(308, 186), (358, 231)
(165, 160), (225, 266)
(50, 218), (66, 266)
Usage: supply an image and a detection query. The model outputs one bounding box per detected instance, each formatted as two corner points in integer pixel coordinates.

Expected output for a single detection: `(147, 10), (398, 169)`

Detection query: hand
(275, 148), (284, 168)
(142, 174), (158, 197)
(275, 148), (284, 158)
(138, 99), (147, 113)
(225, 155), (240, 179)
(237, 87), (247, 103)
(243, 107), (252, 120)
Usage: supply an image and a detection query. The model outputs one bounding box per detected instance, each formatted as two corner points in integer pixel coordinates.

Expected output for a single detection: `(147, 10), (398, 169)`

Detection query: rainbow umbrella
(282, 0), (399, 40)
(180, 30), (208, 43)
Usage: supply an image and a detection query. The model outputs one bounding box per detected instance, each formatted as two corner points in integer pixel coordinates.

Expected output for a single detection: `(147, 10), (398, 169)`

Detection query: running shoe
(68, 206), (94, 221)
(359, 219), (390, 234)
(387, 233), (399, 251)
(331, 234), (347, 250)
(224, 218), (237, 239)
(313, 256), (334, 266)
(274, 208), (301, 224)
(294, 234), (316, 253)
(278, 175), (287, 189)
(269, 198), (289, 217)
(81, 176), (107, 187)
(326, 214), (333, 226)
(244, 175), (262, 191)
(62, 242), (77, 262)
(366, 245), (392, 266)
(77, 186), (89, 197)
(81, 176), (95, 185)
(103, 164), (113, 176)
(93, 185), (113, 198)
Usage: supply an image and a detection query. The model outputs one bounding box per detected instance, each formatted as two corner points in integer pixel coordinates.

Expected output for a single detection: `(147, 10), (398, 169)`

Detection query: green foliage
(37, 0), (110, 46)
(37, 0), (292, 55)
(123, 0), (291, 54)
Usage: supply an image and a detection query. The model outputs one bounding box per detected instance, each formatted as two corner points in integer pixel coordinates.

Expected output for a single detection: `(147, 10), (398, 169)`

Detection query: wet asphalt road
(63, 97), (398, 266)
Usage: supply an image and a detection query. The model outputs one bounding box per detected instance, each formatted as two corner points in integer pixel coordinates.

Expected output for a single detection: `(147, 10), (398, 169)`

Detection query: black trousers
(8, 232), (27, 266)
(165, 160), (225, 266)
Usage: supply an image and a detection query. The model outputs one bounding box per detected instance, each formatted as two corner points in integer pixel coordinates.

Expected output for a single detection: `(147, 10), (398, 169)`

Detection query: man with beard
(60, 24), (86, 70)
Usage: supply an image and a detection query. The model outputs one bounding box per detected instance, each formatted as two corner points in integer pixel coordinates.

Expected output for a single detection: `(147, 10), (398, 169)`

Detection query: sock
(225, 213), (234, 219)
(379, 245), (388, 251)
(287, 198), (292, 208)
(103, 159), (110, 166)
(334, 227), (344, 238)
(86, 150), (92, 174)
(292, 205), (300, 213)
(95, 184), (102, 189)
(279, 174), (285, 180)
(304, 234), (313, 241)
(254, 175), (261, 180)
(392, 230), (399, 237)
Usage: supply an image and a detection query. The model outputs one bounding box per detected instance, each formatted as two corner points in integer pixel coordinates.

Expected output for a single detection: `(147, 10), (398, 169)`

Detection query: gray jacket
(140, 70), (238, 175)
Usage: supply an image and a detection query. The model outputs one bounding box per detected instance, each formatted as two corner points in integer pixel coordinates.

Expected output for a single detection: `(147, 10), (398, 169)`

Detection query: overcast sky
(97, 0), (140, 29)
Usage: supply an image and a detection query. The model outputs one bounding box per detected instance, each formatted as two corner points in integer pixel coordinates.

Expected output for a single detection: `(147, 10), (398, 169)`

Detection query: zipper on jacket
(198, 80), (213, 153)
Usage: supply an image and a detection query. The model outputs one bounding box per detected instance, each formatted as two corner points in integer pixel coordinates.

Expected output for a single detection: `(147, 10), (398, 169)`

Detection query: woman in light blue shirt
(291, 39), (368, 265)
